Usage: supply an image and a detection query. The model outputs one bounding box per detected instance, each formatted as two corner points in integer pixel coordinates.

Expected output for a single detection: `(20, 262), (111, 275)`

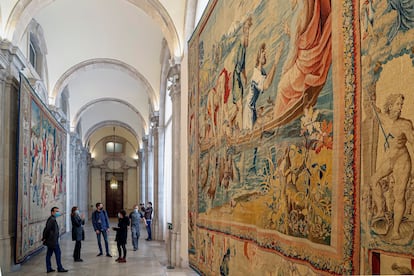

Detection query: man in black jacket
(42, 207), (68, 273)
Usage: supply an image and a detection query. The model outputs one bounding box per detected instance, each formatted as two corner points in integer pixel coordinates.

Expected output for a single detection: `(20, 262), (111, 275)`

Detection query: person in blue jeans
(144, 202), (153, 241)
(91, 202), (112, 257)
(42, 206), (68, 273)
(129, 204), (144, 250)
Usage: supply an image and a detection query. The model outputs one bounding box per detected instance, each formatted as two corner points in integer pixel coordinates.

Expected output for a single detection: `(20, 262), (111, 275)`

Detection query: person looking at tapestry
(113, 209), (130, 263)
(144, 202), (153, 241)
(92, 202), (112, 257)
(71, 206), (85, 262)
(42, 206), (68, 273)
(129, 204), (144, 251)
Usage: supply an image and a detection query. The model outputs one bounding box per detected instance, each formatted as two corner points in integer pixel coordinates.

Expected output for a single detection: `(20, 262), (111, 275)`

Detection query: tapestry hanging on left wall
(15, 74), (67, 263)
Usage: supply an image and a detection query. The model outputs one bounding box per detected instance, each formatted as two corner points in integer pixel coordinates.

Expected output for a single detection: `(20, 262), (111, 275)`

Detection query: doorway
(105, 172), (123, 217)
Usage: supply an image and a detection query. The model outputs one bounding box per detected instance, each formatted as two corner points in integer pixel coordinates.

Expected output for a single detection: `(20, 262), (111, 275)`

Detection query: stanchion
(167, 222), (174, 269)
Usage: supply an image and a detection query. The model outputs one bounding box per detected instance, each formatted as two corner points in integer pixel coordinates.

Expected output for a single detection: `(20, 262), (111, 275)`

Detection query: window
(29, 41), (37, 69)
(106, 142), (123, 153)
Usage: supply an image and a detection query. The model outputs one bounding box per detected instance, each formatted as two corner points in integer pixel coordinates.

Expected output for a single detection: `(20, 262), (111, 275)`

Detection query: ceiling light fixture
(110, 126), (118, 190)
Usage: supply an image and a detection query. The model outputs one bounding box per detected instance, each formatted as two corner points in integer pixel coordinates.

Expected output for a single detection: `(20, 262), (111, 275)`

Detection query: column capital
(87, 157), (94, 166)
(150, 111), (160, 129)
(168, 64), (181, 101)
(133, 159), (140, 167)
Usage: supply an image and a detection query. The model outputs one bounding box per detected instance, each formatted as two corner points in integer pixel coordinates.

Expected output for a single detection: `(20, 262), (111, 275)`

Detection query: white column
(69, 134), (79, 217)
(137, 151), (143, 203)
(87, 154), (94, 218)
(151, 112), (160, 240)
(169, 63), (182, 267)
(157, 123), (165, 242)
(79, 149), (89, 217)
(142, 136), (149, 203)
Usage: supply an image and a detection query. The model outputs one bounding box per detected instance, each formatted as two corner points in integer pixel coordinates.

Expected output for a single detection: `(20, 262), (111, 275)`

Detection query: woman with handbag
(71, 206), (85, 262)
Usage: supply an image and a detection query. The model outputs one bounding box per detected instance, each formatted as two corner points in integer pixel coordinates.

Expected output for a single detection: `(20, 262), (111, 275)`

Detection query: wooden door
(105, 174), (123, 217)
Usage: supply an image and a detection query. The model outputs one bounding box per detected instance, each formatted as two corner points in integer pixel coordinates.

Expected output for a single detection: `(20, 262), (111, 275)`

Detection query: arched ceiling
(87, 124), (139, 158)
(65, 67), (149, 130)
(0, 0), (189, 148)
(75, 99), (146, 145)
(53, 58), (158, 111)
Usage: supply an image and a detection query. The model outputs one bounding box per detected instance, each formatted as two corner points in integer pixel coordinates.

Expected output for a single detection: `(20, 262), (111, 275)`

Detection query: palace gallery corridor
(6, 220), (197, 276)
(3, 0), (414, 274)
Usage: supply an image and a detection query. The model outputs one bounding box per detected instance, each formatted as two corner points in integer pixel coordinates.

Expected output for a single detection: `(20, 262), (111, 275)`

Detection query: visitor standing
(42, 206), (68, 273)
(71, 206), (85, 262)
(91, 202), (112, 257)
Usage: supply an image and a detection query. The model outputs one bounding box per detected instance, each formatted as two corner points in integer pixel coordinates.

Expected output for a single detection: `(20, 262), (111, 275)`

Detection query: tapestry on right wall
(360, 0), (414, 274)
(188, 0), (359, 274)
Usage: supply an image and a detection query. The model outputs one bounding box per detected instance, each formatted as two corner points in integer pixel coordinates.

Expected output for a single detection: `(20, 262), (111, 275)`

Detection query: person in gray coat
(129, 204), (144, 251)
(71, 206), (85, 262)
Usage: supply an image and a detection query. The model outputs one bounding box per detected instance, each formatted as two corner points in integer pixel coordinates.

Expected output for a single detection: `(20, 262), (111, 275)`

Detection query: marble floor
(6, 219), (198, 276)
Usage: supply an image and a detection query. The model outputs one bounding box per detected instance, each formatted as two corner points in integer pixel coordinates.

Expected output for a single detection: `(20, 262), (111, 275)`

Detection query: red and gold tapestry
(188, 0), (359, 274)
(15, 74), (67, 263)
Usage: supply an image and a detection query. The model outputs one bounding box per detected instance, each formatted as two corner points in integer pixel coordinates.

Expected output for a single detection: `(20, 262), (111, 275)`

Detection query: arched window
(26, 20), (48, 81)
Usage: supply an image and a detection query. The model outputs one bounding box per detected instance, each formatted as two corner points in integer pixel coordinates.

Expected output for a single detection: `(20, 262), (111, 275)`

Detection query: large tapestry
(188, 0), (359, 274)
(360, 0), (414, 274)
(15, 74), (67, 263)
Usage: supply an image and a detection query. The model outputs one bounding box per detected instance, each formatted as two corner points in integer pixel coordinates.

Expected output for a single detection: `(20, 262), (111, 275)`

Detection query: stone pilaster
(142, 136), (149, 203)
(123, 164), (129, 209)
(168, 63), (182, 267)
(79, 148), (89, 219)
(69, 133), (79, 216)
(87, 154), (94, 217)
(157, 121), (166, 242)
(100, 167), (106, 206)
(137, 151), (143, 203)
(151, 112), (160, 240)
(69, 133), (89, 227)
(0, 40), (26, 272)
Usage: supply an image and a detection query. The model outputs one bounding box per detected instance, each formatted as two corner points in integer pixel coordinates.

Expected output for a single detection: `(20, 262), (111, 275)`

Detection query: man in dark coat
(42, 206), (68, 273)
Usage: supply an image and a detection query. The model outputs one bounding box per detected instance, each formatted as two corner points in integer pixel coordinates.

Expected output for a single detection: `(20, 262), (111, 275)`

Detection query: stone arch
(92, 134), (138, 155)
(5, 0), (182, 59)
(83, 120), (140, 150)
(73, 97), (148, 132)
(53, 58), (158, 110)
